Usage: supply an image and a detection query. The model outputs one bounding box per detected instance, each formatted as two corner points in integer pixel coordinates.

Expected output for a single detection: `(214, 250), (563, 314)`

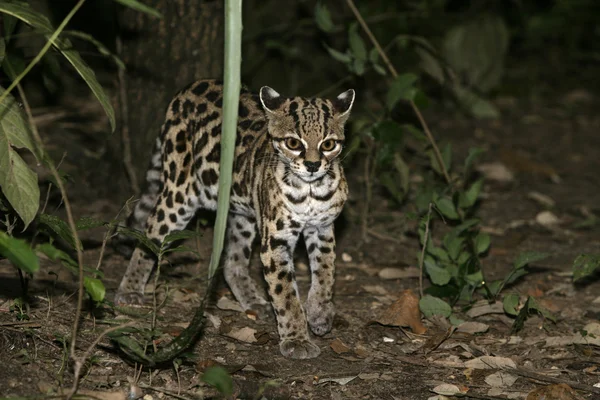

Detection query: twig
(511, 367), (600, 395)
(417, 203), (433, 298)
(116, 35), (140, 194)
(345, 0), (452, 188)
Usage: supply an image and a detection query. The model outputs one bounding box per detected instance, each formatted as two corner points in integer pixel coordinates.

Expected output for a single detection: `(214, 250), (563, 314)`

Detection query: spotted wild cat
(115, 79), (354, 359)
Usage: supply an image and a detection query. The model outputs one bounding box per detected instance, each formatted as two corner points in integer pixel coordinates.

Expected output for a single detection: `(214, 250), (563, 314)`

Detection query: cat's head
(259, 86), (355, 182)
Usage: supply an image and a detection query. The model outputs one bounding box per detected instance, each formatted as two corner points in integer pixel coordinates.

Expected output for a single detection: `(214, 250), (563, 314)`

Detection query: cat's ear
(260, 86), (285, 113)
(333, 89), (355, 120)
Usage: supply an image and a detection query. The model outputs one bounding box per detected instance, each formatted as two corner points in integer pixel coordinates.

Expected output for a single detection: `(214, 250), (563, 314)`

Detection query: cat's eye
(320, 139), (336, 152)
(285, 137), (302, 150)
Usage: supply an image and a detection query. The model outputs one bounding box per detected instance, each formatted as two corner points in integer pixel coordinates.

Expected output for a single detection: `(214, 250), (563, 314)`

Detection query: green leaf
(314, 3), (334, 33)
(386, 73), (418, 110)
(117, 226), (160, 255)
(465, 270), (484, 287)
(84, 277), (105, 302)
(39, 214), (81, 250)
(443, 234), (464, 261)
(0, 87), (40, 228)
(75, 216), (106, 230)
(202, 366), (233, 396)
(348, 23), (367, 61)
(459, 179), (483, 209)
(428, 246), (450, 262)
(419, 295), (452, 318)
(514, 251), (550, 270)
(352, 58), (365, 76)
(63, 30), (126, 70)
(424, 259), (451, 286)
(512, 296), (555, 333)
(464, 147), (485, 172)
(3, 14), (18, 43)
(0, 231), (39, 273)
(323, 44), (352, 64)
(452, 83), (500, 119)
(503, 293), (519, 316)
(428, 143), (452, 176)
(572, 254), (600, 282)
(112, 0), (162, 18)
(0, 1), (116, 131)
(163, 229), (202, 244)
(474, 232), (491, 255)
(434, 197), (459, 220)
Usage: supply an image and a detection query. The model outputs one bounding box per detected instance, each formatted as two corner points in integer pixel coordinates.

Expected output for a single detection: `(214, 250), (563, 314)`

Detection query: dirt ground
(1, 91), (600, 400)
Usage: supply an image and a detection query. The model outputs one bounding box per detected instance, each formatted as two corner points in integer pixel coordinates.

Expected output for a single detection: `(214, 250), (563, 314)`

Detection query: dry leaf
(216, 296), (244, 312)
(431, 383), (464, 395)
(464, 356), (516, 370)
(378, 266), (420, 280)
(362, 285), (389, 295)
(466, 300), (504, 318)
(341, 252), (353, 262)
(330, 338), (351, 354)
(204, 312), (222, 329)
(358, 373), (380, 380)
(485, 371), (518, 387)
(316, 376), (357, 385)
(536, 210), (560, 227)
(527, 191), (555, 208)
(477, 162), (514, 183)
(225, 326), (257, 343)
(373, 289), (427, 334)
(526, 383), (585, 400)
(456, 322), (489, 334)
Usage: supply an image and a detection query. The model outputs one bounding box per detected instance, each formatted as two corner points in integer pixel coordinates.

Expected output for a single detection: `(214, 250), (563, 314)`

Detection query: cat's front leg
(303, 224), (336, 336)
(260, 223), (320, 359)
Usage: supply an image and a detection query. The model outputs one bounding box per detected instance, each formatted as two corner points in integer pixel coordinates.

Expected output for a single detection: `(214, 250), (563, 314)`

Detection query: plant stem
(208, 0), (242, 279)
(0, 0), (87, 107)
(418, 203), (433, 298)
(345, 0), (452, 187)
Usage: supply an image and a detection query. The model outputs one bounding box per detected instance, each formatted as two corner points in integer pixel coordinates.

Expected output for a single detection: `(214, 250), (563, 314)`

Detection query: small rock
(477, 162), (514, 183)
(536, 211), (560, 227)
(341, 252), (353, 263)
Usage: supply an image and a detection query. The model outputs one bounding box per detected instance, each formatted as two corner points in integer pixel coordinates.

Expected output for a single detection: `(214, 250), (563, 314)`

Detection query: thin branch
(418, 203), (433, 298)
(345, 0), (452, 187)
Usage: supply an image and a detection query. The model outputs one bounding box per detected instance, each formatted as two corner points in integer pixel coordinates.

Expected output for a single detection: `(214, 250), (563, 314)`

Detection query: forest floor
(1, 89), (600, 400)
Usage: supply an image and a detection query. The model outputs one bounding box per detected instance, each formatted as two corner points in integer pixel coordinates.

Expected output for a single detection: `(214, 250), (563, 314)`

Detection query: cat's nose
(304, 161), (320, 173)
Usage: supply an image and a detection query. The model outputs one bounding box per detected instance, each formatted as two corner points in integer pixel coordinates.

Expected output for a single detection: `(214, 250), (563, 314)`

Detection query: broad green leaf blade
(63, 30), (126, 70)
(514, 251), (549, 270)
(323, 44), (352, 64)
(434, 197), (460, 220)
(314, 3), (334, 33)
(112, 0), (162, 18)
(474, 232), (491, 255)
(84, 277), (106, 302)
(0, 132), (39, 228)
(163, 229), (202, 244)
(0, 38), (5, 64)
(0, 1), (115, 131)
(0, 86), (39, 159)
(75, 216), (106, 230)
(503, 293), (519, 316)
(116, 226), (160, 255)
(464, 147), (485, 172)
(386, 73), (418, 110)
(419, 295), (452, 318)
(36, 242), (77, 267)
(201, 366), (233, 395)
(39, 213), (81, 250)
(348, 23), (367, 61)
(572, 254), (600, 282)
(424, 259), (451, 286)
(459, 179), (483, 209)
(0, 231), (39, 273)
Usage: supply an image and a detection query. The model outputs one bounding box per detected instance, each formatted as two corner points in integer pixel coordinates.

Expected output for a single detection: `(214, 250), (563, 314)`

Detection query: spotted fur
(115, 79), (354, 359)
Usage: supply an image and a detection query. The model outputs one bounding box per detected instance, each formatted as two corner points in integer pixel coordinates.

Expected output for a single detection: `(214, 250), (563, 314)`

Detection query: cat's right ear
(260, 86), (285, 113)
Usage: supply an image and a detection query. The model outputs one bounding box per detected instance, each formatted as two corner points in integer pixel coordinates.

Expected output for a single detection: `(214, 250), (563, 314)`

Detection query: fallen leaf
(536, 210), (560, 228)
(527, 191), (555, 208)
(485, 371), (518, 387)
(373, 289), (427, 334)
(422, 327), (454, 354)
(464, 356), (516, 370)
(378, 266), (420, 280)
(499, 149), (561, 183)
(545, 331), (600, 347)
(526, 383), (585, 400)
(584, 322), (600, 336)
(362, 285), (389, 295)
(330, 338), (351, 354)
(341, 252), (353, 262)
(466, 300), (504, 318)
(216, 296), (244, 312)
(316, 376), (357, 385)
(456, 321), (489, 334)
(358, 372), (380, 380)
(431, 383), (463, 395)
(224, 326), (257, 343)
(477, 162), (514, 183)
(204, 312), (222, 329)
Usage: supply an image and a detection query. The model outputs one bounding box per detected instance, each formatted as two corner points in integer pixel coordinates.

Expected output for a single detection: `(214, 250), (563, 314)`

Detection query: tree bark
(118, 0), (224, 191)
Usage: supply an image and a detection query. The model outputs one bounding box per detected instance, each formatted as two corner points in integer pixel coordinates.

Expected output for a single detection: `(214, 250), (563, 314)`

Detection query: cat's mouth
(294, 169), (327, 182)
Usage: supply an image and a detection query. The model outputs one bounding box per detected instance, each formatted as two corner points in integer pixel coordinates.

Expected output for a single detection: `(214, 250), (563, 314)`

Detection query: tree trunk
(118, 0), (224, 193)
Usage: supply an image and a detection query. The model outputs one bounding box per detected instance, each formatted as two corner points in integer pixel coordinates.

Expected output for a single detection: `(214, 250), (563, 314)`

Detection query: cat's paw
(114, 291), (145, 306)
(306, 301), (334, 336)
(279, 339), (321, 359)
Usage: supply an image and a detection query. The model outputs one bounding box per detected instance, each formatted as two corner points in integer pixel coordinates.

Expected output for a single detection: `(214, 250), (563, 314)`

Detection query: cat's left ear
(333, 89), (355, 121)
(260, 86), (285, 114)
